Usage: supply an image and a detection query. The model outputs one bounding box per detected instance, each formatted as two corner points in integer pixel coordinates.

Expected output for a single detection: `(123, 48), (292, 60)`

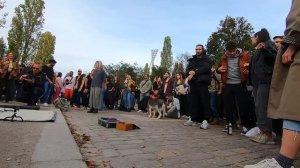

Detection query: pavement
(1, 103), (299, 168)
(64, 109), (300, 168)
(0, 102), (87, 168)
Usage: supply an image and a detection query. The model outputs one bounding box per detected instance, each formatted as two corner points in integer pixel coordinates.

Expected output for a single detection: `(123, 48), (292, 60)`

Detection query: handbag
(176, 85), (187, 95)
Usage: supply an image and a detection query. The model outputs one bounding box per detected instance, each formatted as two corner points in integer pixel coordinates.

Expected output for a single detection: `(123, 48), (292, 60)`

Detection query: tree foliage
(143, 63), (149, 75)
(0, 37), (6, 56)
(160, 36), (173, 71)
(172, 62), (184, 77)
(105, 62), (143, 84)
(176, 52), (192, 70)
(206, 16), (254, 64)
(151, 65), (166, 80)
(34, 31), (56, 64)
(7, 0), (45, 63)
(0, 0), (8, 28)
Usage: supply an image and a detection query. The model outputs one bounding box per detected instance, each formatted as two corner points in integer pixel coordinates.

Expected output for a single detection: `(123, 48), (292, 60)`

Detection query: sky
(0, 0), (292, 75)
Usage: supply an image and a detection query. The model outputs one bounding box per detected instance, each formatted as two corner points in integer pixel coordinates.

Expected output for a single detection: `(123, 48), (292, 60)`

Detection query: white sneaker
(183, 118), (194, 126)
(137, 110), (142, 113)
(200, 120), (209, 129)
(244, 158), (287, 168)
(241, 126), (248, 136)
(42, 103), (49, 106)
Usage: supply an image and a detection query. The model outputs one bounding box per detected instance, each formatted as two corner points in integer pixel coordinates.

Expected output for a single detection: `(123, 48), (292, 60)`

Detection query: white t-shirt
(64, 76), (75, 90)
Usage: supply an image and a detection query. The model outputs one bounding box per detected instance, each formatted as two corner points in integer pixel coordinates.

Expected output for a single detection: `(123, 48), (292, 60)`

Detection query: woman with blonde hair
(88, 60), (106, 113)
(122, 74), (135, 112)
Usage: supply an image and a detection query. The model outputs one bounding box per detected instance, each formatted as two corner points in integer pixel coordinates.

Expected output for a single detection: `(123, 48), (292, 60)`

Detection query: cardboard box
(116, 121), (134, 131)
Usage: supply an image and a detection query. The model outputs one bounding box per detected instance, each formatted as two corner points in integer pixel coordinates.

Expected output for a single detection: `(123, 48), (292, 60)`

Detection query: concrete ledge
(31, 109), (87, 168)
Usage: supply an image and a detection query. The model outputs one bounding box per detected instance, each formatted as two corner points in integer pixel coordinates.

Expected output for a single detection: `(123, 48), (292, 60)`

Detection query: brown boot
(210, 118), (220, 125)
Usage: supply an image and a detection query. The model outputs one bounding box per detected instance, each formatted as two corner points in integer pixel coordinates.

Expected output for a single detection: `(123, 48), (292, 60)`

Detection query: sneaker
(222, 125), (228, 132)
(200, 120), (209, 129)
(42, 103), (48, 106)
(250, 132), (276, 145)
(183, 118), (194, 126)
(241, 126), (248, 136)
(244, 158), (284, 168)
(137, 110), (142, 113)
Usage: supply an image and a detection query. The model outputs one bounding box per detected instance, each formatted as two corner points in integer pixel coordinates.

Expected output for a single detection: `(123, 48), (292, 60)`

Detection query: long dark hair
(254, 28), (271, 43)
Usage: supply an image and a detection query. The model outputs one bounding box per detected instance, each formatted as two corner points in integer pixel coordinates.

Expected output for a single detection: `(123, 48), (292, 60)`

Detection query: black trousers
(0, 77), (14, 102)
(17, 85), (43, 106)
(222, 84), (256, 128)
(189, 83), (210, 122)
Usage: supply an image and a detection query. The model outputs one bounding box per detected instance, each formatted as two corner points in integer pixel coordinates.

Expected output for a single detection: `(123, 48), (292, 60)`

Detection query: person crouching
(17, 63), (45, 106)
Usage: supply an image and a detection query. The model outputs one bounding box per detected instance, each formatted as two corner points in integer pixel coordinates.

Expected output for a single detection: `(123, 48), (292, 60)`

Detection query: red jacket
(217, 50), (250, 87)
(162, 78), (174, 94)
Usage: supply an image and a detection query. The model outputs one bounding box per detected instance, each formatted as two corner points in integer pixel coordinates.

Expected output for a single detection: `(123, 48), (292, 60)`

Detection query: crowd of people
(0, 33), (283, 141)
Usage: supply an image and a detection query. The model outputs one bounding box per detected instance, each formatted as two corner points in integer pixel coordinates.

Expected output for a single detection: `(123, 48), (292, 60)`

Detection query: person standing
(104, 76), (115, 109)
(63, 71), (74, 102)
(273, 36), (283, 50)
(272, 35), (284, 138)
(0, 52), (19, 102)
(138, 74), (152, 112)
(184, 44), (212, 129)
(88, 61), (106, 113)
(161, 71), (173, 98)
(82, 70), (93, 109)
(249, 28), (277, 144)
(174, 73), (187, 117)
(113, 75), (121, 110)
(208, 67), (221, 125)
(217, 41), (256, 134)
(40, 59), (56, 106)
(54, 72), (63, 100)
(73, 69), (85, 109)
(245, 0), (300, 167)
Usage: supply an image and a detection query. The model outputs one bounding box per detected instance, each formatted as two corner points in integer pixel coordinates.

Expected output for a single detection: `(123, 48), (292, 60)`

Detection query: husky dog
(148, 91), (166, 119)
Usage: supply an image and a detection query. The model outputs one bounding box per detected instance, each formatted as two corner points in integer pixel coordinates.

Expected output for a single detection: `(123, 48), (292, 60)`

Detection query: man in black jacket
(18, 63), (45, 106)
(184, 44), (212, 129)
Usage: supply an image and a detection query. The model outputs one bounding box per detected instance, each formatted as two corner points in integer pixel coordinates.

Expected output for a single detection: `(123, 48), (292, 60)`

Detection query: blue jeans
(140, 92), (150, 101)
(123, 90), (134, 109)
(41, 81), (52, 103)
(210, 91), (218, 117)
(283, 120), (300, 132)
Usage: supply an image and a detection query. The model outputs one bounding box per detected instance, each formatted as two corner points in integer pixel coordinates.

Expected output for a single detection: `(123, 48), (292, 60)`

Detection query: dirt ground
(0, 122), (45, 168)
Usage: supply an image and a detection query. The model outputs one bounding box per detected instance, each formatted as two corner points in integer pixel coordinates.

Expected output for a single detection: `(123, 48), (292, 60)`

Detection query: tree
(104, 62), (143, 84)
(35, 31), (56, 64)
(0, 0), (8, 28)
(160, 36), (173, 72)
(143, 63), (149, 75)
(0, 37), (6, 56)
(7, 0), (45, 63)
(151, 65), (166, 80)
(172, 62), (184, 77)
(206, 16), (254, 64)
(176, 52), (192, 70)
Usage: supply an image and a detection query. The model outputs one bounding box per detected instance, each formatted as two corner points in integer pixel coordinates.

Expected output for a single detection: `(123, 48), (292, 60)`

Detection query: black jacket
(249, 40), (277, 85)
(185, 53), (212, 85)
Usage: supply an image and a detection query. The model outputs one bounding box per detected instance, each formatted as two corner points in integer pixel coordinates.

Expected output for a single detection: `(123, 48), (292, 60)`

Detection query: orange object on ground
(116, 121), (134, 131)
